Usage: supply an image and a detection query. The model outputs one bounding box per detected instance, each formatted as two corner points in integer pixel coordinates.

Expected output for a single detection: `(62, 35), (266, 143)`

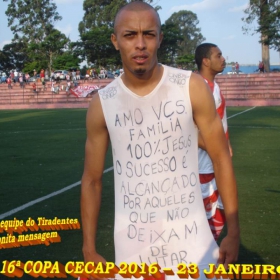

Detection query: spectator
(40, 69), (45, 82)
(115, 69), (120, 77)
(54, 82), (60, 94)
(73, 78), (78, 87)
(25, 73), (30, 85)
(235, 62), (240, 74)
(51, 69), (55, 80)
(51, 79), (55, 93)
(40, 69), (46, 91)
(71, 69), (76, 81)
(76, 69), (81, 80)
(231, 62), (236, 74)
(66, 80), (71, 96)
(32, 82), (37, 94)
(85, 69), (90, 81)
(10, 71), (15, 83)
(259, 61), (264, 73)
(1, 72), (7, 83)
(55, 71), (60, 83)
(66, 72), (71, 82)
(19, 75), (24, 88)
(99, 67), (105, 79)
(93, 68), (98, 79)
(7, 77), (12, 89)
(45, 69), (49, 80)
(14, 69), (19, 83)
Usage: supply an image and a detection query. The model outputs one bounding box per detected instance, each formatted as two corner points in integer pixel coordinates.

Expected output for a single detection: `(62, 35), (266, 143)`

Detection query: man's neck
(121, 64), (164, 96)
(198, 69), (215, 82)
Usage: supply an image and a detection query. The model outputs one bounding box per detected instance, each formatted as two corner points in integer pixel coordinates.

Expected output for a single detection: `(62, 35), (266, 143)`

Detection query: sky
(0, 0), (280, 66)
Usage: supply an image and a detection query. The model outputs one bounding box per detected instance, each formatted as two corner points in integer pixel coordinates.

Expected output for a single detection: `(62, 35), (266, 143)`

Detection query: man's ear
(111, 33), (119, 50)
(202, 57), (210, 68)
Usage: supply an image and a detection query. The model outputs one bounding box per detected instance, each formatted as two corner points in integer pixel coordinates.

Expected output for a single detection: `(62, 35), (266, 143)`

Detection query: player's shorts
(208, 207), (226, 240)
(199, 173), (225, 240)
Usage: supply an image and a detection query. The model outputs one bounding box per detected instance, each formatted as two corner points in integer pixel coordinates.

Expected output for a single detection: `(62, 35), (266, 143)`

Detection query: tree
(0, 42), (27, 71)
(23, 29), (70, 75)
(78, 1), (204, 67)
(79, 0), (124, 34)
(40, 29), (70, 73)
(165, 10), (205, 56)
(79, 0), (159, 35)
(79, 26), (121, 67)
(261, 3), (280, 51)
(52, 52), (81, 71)
(158, 23), (183, 65)
(176, 54), (196, 70)
(242, 0), (280, 72)
(3, 0), (65, 73)
(4, 0), (62, 43)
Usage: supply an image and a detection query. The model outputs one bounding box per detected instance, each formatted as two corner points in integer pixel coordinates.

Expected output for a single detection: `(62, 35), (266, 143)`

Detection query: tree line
(242, 0), (280, 72)
(1, 0), (279, 74)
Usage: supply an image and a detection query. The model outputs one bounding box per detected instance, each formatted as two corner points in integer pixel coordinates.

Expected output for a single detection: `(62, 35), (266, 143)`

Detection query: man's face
(111, 8), (163, 77)
(209, 47), (226, 74)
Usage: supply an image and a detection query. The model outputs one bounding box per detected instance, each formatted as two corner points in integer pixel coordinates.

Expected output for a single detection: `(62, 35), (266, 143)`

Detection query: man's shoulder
(162, 64), (191, 74)
(99, 76), (118, 90)
(98, 77), (119, 100)
(162, 65), (193, 86)
(189, 73), (211, 101)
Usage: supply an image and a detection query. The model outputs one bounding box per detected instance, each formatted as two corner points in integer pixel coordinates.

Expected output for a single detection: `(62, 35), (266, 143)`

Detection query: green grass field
(0, 107), (279, 279)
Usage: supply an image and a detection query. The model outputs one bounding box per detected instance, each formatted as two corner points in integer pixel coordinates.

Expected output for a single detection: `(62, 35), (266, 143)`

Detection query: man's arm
(190, 73), (239, 268)
(199, 132), (233, 157)
(198, 131), (206, 150)
(81, 93), (109, 266)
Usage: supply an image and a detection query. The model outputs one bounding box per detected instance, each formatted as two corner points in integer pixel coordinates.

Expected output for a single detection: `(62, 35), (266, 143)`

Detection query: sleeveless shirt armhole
(185, 71), (197, 129)
(97, 90), (108, 126)
(100, 94), (112, 143)
(98, 84), (116, 140)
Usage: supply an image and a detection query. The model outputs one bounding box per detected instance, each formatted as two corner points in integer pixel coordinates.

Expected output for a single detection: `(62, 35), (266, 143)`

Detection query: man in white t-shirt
(14, 69), (19, 83)
(81, 3), (239, 280)
(195, 43), (232, 240)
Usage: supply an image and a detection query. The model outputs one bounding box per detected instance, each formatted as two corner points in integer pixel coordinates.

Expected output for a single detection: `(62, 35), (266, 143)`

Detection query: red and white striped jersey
(198, 78), (229, 174)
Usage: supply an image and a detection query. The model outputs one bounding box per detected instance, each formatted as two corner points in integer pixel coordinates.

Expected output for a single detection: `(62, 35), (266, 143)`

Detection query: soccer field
(0, 107), (279, 279)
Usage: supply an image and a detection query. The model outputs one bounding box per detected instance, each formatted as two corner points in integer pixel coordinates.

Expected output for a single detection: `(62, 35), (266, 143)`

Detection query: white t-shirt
(99, 65), (219, 279)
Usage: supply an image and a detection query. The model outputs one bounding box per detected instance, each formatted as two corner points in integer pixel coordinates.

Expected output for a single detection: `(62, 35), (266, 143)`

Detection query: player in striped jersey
(195, 43), (233, 240)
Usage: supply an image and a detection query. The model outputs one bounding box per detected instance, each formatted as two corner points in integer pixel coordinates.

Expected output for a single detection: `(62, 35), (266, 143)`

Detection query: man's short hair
(113, 1), (161, 34)
(195, 43), (217, 70)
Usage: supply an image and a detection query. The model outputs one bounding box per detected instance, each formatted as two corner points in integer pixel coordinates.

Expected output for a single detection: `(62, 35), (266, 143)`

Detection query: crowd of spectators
(49, 69), (81, 94)
(231, 62), (240, 74)
(0, 68), (81, 93)
(84, 67), (123, 80)
(1, 69), (32, 88)
(0, 66), (122, 94)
